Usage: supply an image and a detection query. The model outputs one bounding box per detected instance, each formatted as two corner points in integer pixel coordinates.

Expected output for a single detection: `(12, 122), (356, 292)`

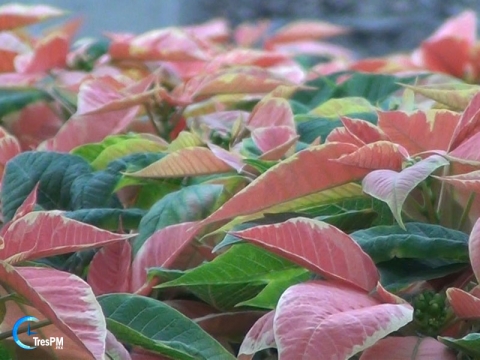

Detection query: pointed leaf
(434, 170), (480, 194)
(238, 311), (276, 360)
(0, 263), (105, 359)
(0, 211), (133, 264)
(131, 221), (200, 293)
(362, 155), (449, 228)
(335, 141), (409, 171)
(98, 293), (235, 360)
(274, 281), (413, 359)
(439, 333), (480, 358)
(450, 92), (480, 151)
(378, 110), (460, 155)
(351, 222), (469, 263)
(125, 147), (233, 178)
(0, 4), (64, 31)
(198, 142), (368, 227)
(446, 288), (480, 319)
(88, 241), (132, 295)
(340, 116), (388, 144)
(230, 217), (379, 292)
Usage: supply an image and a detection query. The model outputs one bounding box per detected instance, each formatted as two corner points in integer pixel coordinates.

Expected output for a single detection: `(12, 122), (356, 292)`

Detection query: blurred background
(18, 0), (480, 57)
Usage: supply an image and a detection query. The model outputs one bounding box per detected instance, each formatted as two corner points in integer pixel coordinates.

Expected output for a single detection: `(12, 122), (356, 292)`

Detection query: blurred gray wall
(15, 0), (480, 56)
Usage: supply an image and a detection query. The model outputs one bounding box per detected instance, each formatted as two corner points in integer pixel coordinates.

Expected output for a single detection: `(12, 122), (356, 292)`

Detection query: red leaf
(0, 263), (106, 359)
(360, 336), (456, 360)
(230, 217), (379, 292)
(274, 281), (413, 359)
(184, 18), (230, 43)
(0, 4), (64, 31)
(326, 127), (365, 146)
(247, 96), (295, 130)
(0, 32), (28, 72)
(434, 169), (480, 194)
(234, 20), (270, 47)
(0, 211), (133, 264)
(198, 142), (368, 227)
(88, 241), (132, 296)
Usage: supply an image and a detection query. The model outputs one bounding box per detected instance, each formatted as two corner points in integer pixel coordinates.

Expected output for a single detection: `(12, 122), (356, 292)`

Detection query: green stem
(458, 192), (476, 230)
(0, 319), (52, 341)
(436, 164), (450, 214)
(421, 181), (439, 224)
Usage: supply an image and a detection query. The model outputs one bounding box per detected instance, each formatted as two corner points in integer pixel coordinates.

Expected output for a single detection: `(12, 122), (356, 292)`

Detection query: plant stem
(457, 192), (476, 230)
(436, 164), (450, 214)
(0, 319), (52, 341)
(421, 181), (439, 224)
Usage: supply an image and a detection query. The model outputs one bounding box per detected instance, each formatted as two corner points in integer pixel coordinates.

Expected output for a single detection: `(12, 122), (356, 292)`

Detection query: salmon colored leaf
(131, 221), (200, 293)
(76, 74), (155, 115)
(247, 96), (295, 130)
(340, 116), (388, 145)
(251, 126), (297, 154)
(88, 241), (132, 296)
(274, 281), (413, 360)
(446, 288), (480, 319)
(360, 336), (456, 360)
(125, 147), (233, 178)
(234, 20), (270, 47)
(39, 106), (139, 152)
(184, 18), (230, 43)
(198, 142), (368, 228)
(238, 311), (276, 360)
(0, 263), (106, 359)
(266, 20), (348, 45)
(449, 92), (480, 151)
(230, 217), (379, 292)
(0, 211), (133, 264)
(0, 32), (28, 72)
(335, 141), (410, 171)
(378, 110), (460, 155)
(107, 28), (211, 62)
(0, 129), (20, 179)
(15, 32), (69, 73)
(11, 182), (39, 222)
(0, 4), (64, 31)
(258, 134), (299, 161)
(434, 170), (480, 194)
(325, 127), (365, 146)
(362, 155), (449, 229)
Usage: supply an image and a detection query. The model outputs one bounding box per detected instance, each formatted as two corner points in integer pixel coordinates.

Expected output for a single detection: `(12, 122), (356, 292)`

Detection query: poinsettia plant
(3, 2), (480, 360)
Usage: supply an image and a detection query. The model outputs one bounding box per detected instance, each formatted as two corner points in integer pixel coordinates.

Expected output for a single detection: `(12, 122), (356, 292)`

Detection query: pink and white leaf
(0, 211), (133, 264)
(362, 154), (449, 229)
(274, 281), (413, 360)
(0, 263), (106, 359)
(230, 217), (379, 292)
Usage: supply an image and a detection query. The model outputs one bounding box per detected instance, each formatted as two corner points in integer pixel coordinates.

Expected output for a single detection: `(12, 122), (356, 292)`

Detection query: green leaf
(0, 87), (52, 117)
(351, 222), (469, 263)
(133, 184), (225, 254)
(376, 258), (467, 292)
(292, 72), (419, 110)
(156, 243), (301, 310)
(64, 208), (146, 231)
(98, 293), (235, 360)
(2, 151), (92, 221)
(237, 268), (310, 309)
(439, 333), (480, 358)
